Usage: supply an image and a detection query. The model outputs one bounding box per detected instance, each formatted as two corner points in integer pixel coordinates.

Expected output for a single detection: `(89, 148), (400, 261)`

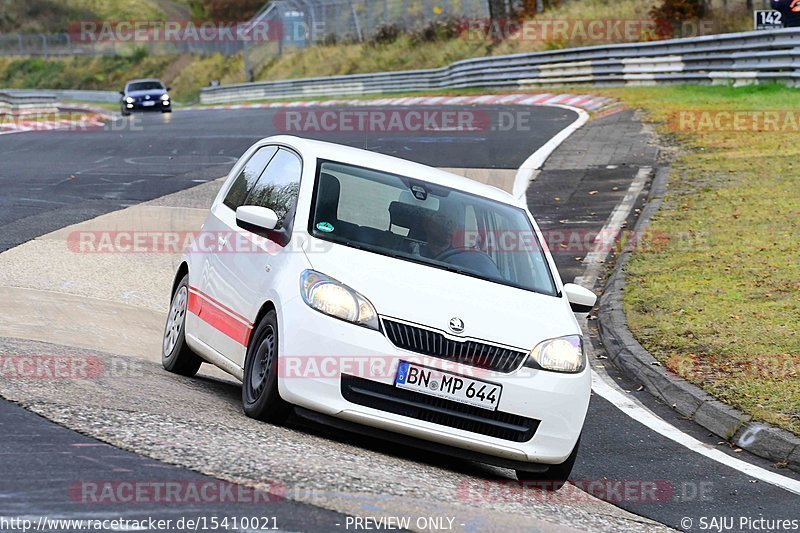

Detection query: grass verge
(598, 84), (800, 436)
(0, 53), (245, 103)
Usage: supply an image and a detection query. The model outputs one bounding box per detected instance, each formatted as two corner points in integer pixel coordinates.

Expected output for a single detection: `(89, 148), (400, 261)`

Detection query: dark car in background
(120, 79), (172, 116)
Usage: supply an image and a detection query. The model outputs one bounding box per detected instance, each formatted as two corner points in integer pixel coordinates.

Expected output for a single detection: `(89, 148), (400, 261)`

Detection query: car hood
(127, 90), (166, 98)
(303, 238), (580, 351)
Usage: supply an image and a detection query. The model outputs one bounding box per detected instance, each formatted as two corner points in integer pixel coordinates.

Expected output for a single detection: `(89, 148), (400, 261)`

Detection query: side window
(223, 146), (279, 210)
(244, 148), (302, 232)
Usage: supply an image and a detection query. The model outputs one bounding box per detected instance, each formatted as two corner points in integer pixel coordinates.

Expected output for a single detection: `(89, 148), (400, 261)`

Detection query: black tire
(161, 274), (202, 376)
(515, 436), (580, 491)
(242, 310), (292, 423)
(121, 110), (131, 117)
(162, 108), (172, 113)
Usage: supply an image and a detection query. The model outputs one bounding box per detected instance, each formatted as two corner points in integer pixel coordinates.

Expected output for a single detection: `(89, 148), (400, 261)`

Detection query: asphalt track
(1, 106), (799, 532)
(0, 105), (569, 251)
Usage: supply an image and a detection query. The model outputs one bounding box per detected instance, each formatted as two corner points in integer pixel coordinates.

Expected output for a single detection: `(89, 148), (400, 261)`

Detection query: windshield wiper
(380, 249), (473, 276)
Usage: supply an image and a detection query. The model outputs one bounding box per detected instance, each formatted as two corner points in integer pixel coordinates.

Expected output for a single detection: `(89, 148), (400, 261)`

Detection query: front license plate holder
(394, 361), (502, 411)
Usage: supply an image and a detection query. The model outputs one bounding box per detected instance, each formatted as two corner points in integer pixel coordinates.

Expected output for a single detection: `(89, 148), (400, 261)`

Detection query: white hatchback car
(163, 135), (596, 488)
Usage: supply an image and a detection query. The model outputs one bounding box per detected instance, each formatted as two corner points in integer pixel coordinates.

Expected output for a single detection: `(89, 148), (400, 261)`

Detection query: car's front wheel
(162, 274), (202, 376)
(515, 436), (580, 491)
(242, 310), (292, 423)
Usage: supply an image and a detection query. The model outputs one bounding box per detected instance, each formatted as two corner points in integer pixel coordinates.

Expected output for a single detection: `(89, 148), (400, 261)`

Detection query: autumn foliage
(649, 0), (706, 39)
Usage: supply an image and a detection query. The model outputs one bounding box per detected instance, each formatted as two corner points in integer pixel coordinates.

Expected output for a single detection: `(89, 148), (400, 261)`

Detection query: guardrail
(47, 89), (121, 104)
(200, 28), (800, 104)
(0, 90), (58, 115)
(0, 89), (120, 105)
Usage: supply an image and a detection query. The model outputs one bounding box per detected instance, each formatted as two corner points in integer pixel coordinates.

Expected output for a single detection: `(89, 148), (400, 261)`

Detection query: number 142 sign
(755, 10), (784, 30)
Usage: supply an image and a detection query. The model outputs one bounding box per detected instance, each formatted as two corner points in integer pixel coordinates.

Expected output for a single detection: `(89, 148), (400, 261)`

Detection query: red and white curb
(183, 93), (616, 113)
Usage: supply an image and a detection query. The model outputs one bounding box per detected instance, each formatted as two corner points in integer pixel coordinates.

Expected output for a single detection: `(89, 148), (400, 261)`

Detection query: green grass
(253, 35), (491, 81)
(250, 0), (751, 82)
(0, 0), (202, 33)
(0, 54), (176, 91)
(595, 84), (800, 435)
(0, 52), (232, 102)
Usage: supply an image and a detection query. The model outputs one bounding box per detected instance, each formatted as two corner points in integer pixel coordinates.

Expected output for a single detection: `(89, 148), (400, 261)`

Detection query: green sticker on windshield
(316, 222), (335, 233)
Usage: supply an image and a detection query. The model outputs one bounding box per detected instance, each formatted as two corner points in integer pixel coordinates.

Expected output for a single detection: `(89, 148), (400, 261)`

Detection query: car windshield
(127, 81), (164, 92)
(309, 160), (557, 296)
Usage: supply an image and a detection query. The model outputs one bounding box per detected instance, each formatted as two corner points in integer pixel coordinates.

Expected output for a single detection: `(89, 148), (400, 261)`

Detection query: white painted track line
(591, 369), (800, 496)
(574, 165), (651, 288)
(512, 104), (590, 200)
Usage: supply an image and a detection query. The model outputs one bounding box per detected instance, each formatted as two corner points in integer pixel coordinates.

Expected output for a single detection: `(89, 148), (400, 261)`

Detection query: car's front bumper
(123, 100), (171, 111)
(278, 298), (591, 466)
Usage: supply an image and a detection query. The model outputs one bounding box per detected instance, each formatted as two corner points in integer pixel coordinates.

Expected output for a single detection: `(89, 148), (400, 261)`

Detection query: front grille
(341, 375), (539, 442)
(382, 318), (528, 373)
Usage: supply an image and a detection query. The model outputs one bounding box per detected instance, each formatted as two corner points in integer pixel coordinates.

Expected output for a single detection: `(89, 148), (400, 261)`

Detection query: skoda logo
(448, 317), (465, 334)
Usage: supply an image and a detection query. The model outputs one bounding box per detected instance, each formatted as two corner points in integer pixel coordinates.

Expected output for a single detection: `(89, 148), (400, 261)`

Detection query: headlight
(300, 270), (379, 330)
(160, 94), (170, 101)
(524, 335), (585, 373)
(125, 97), (134, 104)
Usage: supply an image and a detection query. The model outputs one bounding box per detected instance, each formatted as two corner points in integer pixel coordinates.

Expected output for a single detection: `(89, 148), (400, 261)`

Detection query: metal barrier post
(350, 0), (363, 41)
(244, 40), (253, 81)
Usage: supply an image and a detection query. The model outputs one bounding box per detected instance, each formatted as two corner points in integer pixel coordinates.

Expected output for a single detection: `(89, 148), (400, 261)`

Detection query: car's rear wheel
(162, 275), (202, 376)
(515, 436), (580, 491)
(242, 310), (292, 423)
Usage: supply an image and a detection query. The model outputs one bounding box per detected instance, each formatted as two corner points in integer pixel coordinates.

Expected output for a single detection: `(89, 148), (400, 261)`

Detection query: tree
(488, 0), (513, 21)
(197, 0), (266, 21)
(649, 0), (706, 39)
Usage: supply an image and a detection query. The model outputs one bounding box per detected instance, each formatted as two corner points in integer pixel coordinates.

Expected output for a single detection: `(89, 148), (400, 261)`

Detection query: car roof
(266, 135), (523, 207)
(126, 79), (164, 85)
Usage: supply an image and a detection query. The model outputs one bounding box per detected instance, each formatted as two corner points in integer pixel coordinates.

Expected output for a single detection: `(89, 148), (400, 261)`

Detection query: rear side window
(244, 148), (302, 232)
(223, 146), (279, 210)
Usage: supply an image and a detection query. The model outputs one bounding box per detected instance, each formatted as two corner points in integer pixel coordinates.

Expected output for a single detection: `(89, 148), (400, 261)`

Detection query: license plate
(395, 361), (502, 411)
(142, 101), (156, 107)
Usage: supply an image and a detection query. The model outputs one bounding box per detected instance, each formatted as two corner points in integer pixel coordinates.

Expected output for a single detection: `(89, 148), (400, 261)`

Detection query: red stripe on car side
(189, 286), (254, 326)
(187, 289), (252, 347)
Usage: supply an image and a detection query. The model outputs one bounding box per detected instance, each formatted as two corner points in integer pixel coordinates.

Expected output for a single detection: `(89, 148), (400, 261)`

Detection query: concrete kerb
(597, 166), (800, 473)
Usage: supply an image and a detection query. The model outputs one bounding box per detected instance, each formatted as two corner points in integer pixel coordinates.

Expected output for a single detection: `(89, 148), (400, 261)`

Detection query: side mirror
(119, 90), (125, 95)
(563, 283), (597, 313)
(167, 86), (173, 91)
(236, 206), (278, 233)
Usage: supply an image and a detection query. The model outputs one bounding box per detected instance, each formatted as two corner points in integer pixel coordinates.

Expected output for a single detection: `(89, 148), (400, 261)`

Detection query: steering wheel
(435, 247), (494, 264)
